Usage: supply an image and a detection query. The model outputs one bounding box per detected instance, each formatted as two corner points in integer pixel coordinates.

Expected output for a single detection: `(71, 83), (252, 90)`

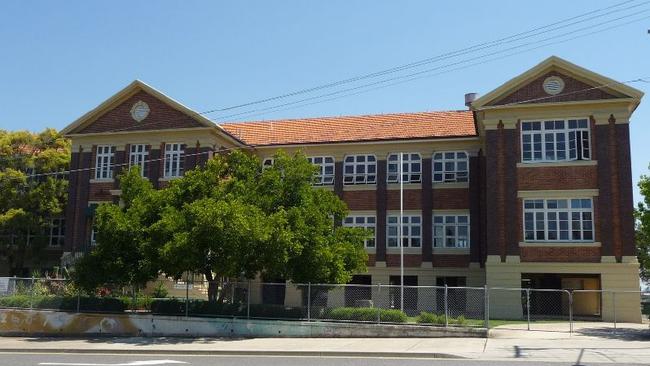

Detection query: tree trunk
(204, 271), (218, 303)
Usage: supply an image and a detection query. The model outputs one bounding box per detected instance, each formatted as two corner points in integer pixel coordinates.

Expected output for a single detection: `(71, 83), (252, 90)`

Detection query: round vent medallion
(543, 76), (565, 95)
(130, 101), (150, 122)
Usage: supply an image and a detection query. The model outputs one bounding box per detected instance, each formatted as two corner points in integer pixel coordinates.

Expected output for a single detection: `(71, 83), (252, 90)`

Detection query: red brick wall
(88, 182), (113, 201)
(490, 71), (618, 106)
(78, 90), (204, 134)
(367, 254), (376, 266)
(386, 190), (422, 210)
(432, 188), (470, 209)
(432, 255), (470, 267)
(342, 190), (376, 210)
(518, 166), (598, 190)
(520, 246), (601, 262)
(386, 254), (422, 267)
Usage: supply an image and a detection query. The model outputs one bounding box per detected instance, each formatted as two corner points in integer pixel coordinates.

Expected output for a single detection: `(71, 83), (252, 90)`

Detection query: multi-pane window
(343, 155), (376, 184)
(262, 158), (274, 170)
(523, 198), (594, 242)
(433, 215), (469, 248)
(164, 143), (184, 178)
(433, 152), (469, 183)
(307, 156), (335, 185)
(95, 145), (115, 179)
(129, 144), (148, 176)
(387, 215), (421, 247)
(387, 153), (421, 183)
(343, 215), (376, 248)
(521, 118), (590, 162)
(48, 218), (65, 247)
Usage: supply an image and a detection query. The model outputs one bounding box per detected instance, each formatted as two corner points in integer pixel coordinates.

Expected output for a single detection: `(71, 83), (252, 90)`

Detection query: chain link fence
(1, 277), (648, 334)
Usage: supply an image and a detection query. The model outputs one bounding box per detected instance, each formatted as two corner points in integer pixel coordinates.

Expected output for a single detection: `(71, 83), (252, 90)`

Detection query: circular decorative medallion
(543, 76), (565, 95)
(130, 101), (150, 122)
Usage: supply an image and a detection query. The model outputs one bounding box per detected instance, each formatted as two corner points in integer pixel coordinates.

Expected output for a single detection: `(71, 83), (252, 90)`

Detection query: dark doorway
(262, 278), (286, 305)
(436, 277), (467, 315)
(345, 275), (372, 307)
(389, 275), (418, 314)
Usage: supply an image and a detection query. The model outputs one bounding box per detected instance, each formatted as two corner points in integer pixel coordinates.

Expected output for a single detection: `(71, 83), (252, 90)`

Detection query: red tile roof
(220, 110), (476, 146)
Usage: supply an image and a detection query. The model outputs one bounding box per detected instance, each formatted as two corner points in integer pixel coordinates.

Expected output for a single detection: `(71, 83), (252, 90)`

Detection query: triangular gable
(61, 80), (244, 145)
(472, 56), (643, 109)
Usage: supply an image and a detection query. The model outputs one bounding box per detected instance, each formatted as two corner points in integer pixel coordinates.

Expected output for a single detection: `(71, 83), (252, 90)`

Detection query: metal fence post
(185, 279), (189, 318)
(307, 283), (311, 321)
(568, 290), (573, 335)
(526, 288), (531, 331)
(444, 284), (449, 327)
(377, 283), (381, 324)
(76, 290), (81, 313)
(613, 291), (617, 333)
(247, 280), (251, 319)
(29, 277), (35, 310)
(484, 285), (489, 329)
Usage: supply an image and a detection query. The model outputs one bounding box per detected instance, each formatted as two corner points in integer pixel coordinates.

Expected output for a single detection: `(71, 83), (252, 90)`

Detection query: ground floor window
(389, 275), (418, 315)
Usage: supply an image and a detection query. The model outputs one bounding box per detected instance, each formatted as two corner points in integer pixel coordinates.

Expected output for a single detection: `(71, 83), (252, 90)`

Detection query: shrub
(151, 282), (169, 298)
(150, 299), (303, 319)
(454, 315), (467, 326)
(0, 295), (127, 312)
(322, 307), (407, 323)
(416, 311), (444, 325)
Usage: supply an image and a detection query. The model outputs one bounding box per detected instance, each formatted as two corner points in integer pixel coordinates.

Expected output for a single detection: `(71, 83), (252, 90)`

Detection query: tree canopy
(0, 129), (70, 276)
(635, 169), (650, 284)
(73, 150), (368, 297)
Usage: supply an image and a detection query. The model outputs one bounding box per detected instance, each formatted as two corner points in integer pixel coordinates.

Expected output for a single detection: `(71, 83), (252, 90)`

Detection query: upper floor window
(164, 143), (184, 178)
(129, 144), (148, 177)
(521, 118), (590, 163)
(343, 154), (376, 185)
(262, 158), (274, 170)
(387, 153), (421, 183)
(307, 156), (335, 185)
(95, 145), (115, 179)
(387, 215), (421, 248)
(343, 215), (376, 248)
(523, 198), (593, 242)
(48, 218), (65, 247)
(433, 151), (468, 183)
(433, 214), (469, 248)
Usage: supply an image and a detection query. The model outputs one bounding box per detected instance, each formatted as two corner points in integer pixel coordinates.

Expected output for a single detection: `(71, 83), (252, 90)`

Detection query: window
(307, 156), (335, 185)
(433, 152), (468, 183)
(48, 218), (65, 247)
(262, 158), (274, 170)
(343, 155), (376, 184)
(523, 198), (594, 242)
(387, 215), (421, 247)
(387, 153), (421, 183)
(129, 144), (148, 176)
(95, 145), (115, 179)
(343, 215), (376, 248)
(521, 119), (590, 162)
(433, 215), (469, 248)
(90, 226), (97, 246)
(164, 143), (184, 178)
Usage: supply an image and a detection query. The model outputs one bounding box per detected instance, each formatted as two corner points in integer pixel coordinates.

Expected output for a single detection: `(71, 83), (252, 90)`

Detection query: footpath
(0, 322), (648, 364)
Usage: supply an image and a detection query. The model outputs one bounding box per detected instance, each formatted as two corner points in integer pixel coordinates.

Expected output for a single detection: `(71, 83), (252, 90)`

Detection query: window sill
(516, 160), (597, 168)
(519, 241), (601, 247)
(386, 247), (422, 254)
(365, 247), (377, 254)
(159, 176), (182, 182)
(343, 184), (377, 191)
(432, 247), (470, 254)
(313, 185), (334, 191)
(89, 178), (114, 184)
(387, 183), (422, 190)
(432, 182), (469, 189)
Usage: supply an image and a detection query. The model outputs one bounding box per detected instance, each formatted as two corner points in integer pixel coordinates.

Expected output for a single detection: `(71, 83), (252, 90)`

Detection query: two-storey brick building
(60, 56), (644, 321)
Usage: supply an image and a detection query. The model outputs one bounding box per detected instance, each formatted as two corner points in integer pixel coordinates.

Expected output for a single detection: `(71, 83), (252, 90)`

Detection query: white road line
(39, 360), (188, 366)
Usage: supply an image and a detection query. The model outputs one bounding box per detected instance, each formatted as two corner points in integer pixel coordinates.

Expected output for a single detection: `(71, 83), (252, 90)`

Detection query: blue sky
(1, 1), (649, 201)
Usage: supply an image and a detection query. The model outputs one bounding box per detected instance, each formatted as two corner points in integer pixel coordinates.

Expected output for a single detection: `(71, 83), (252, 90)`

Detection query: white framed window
(129, 144), (148, 176)
(90, 226), (97, 246)
(523, 198), (594, 242)
(164, 143), (184, 178)
(343, 215), (376, 248)
(433, 215), (469, 248)
(95, 145), (115, 179)
(433, 151), (468, 183)
(307, 156), (335, 185)
(48, 218), (65, 247)
(521, 118), (590, 162)
(387, 215), (421, 248)
(262, 158), (274, 170)
(387, 153), (421, 183)
(343, 154), (376, 185)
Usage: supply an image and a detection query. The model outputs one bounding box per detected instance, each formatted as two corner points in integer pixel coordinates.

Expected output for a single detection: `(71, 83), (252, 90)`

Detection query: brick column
(74, 149), (92, 252)
(595, 119), (614, 258)
(616, 122), (635, 257)
(421, 158), (433, 263)
(375, 159), (387, 262)
(64, 148), (81, 251)
(334, 162), (344, 198)
(469, 154), (482, 264)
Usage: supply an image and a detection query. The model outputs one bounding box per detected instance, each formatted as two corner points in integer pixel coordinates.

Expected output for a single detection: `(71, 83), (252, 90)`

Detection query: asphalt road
(0, 353), (648, 366)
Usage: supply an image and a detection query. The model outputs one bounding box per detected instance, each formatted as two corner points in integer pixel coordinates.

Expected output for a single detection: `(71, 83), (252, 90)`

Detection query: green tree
(72, 167), (162, 292)
(635, 170), (650, 284)
(0, 129), (70, 275)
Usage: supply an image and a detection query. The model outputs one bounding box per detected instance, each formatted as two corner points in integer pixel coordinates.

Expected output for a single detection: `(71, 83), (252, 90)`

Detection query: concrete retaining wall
(0, 309), (486, 338)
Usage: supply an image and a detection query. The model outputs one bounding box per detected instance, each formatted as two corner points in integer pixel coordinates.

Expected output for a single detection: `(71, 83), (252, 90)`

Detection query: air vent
(543, 76), (565, 95)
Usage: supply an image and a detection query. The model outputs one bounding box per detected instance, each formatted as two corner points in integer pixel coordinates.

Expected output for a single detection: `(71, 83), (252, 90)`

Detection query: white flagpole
(399, 152), (404, 312)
